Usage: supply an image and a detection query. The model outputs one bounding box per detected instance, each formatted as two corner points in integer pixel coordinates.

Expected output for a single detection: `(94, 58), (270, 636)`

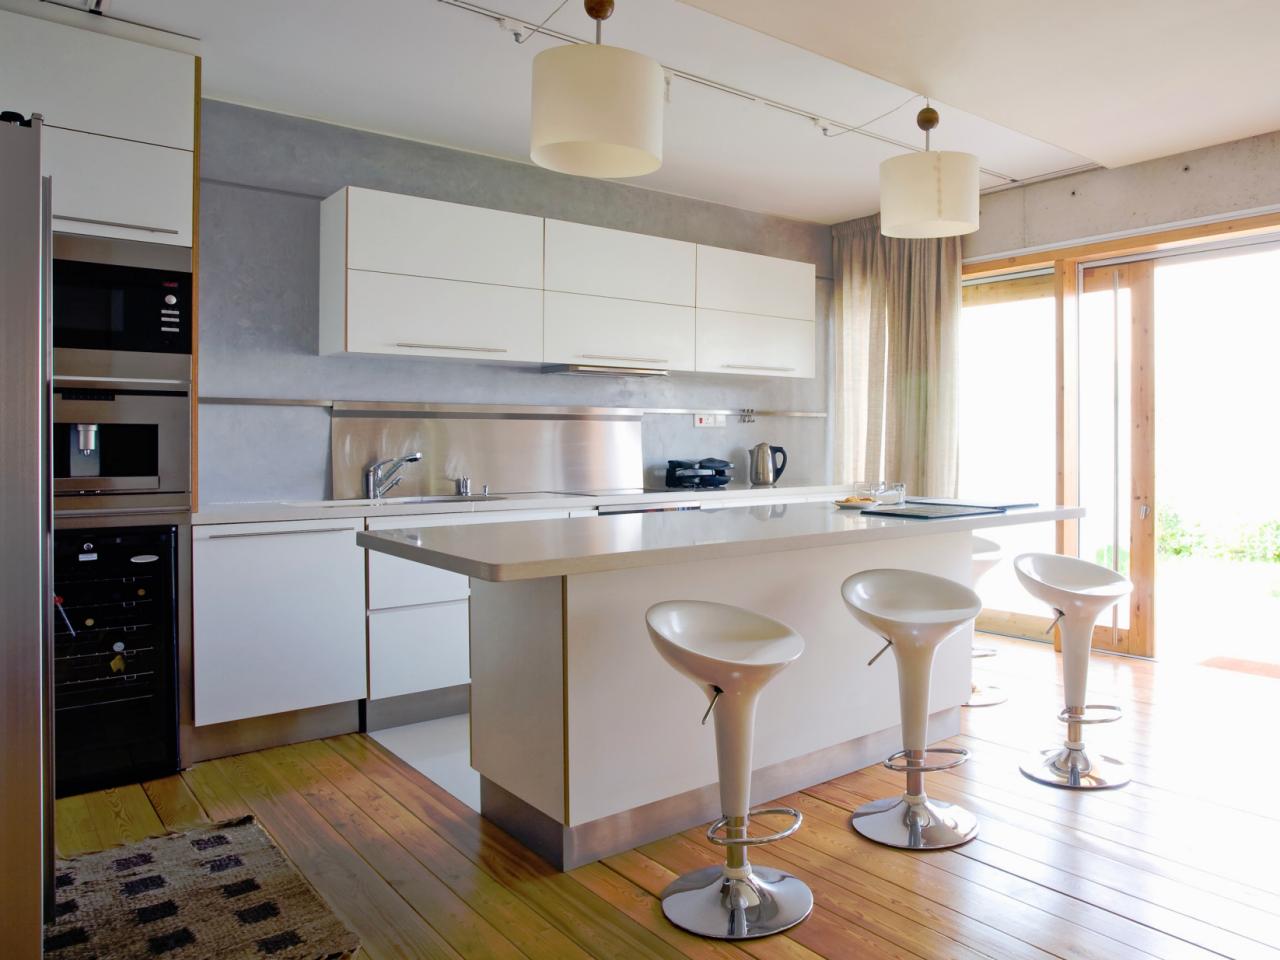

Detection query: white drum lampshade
(879, 149), (980, 238)
(530, 43), (665, 178)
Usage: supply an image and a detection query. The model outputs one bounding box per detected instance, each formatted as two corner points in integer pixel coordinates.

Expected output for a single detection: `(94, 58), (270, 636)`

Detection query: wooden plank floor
(55, 634), (1280, 959)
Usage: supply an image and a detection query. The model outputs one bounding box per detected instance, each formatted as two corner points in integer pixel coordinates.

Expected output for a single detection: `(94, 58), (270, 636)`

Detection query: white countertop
(191, 482), (854, 525)
(357, 501), (1083, 581)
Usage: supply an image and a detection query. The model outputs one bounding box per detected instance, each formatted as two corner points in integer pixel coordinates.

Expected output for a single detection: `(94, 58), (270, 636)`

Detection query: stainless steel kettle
(748, 442), (788, 486)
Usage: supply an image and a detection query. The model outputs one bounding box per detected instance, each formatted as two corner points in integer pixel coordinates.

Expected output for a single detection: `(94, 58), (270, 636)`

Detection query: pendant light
(530, 0), (665, 178)
(879, 105), (979, 238)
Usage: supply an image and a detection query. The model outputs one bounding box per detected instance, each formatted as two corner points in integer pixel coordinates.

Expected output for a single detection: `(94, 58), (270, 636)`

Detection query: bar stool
(1014, 553), (1133, 789)
(965, 536), (1007, 708)
(646, 600), (813, 939)
(841, 569), (983, 849)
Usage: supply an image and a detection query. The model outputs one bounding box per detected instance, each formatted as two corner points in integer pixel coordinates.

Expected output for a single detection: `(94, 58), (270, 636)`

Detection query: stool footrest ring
(1058, 703), (1123, 725)
(883, 747), (970, 774)
(706, 807), (803, 847)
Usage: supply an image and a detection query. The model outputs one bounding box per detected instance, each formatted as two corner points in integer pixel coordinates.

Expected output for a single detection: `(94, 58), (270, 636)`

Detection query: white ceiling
(38, 0), (1093, 224)
(682, 0), (1280, 170)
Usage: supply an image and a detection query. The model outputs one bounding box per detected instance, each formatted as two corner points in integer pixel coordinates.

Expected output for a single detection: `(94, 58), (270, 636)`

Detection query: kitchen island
(358, 501), (1081, 869)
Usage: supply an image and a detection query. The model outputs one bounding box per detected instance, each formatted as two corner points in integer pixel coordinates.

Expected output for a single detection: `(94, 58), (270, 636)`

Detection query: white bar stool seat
(1014, 553), (1133, 789)
(841, 569), (983, 850)
(966, 535), (1007, 708)
(646, 600), (813, 939)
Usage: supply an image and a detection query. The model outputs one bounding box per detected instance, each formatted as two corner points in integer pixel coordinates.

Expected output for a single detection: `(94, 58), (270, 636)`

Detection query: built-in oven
(52, 236), (192, 355)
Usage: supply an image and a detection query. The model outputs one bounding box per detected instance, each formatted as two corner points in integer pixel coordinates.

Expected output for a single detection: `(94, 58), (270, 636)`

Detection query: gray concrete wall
(197, 100), (834, 503)
(965, 130), (1280, 260)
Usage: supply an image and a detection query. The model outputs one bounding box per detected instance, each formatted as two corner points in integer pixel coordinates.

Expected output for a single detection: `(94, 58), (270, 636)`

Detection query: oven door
(53, 382), (190, 504)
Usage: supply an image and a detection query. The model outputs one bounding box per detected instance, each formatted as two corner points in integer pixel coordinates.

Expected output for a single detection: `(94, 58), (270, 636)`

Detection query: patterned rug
(45, 815), (360, 960)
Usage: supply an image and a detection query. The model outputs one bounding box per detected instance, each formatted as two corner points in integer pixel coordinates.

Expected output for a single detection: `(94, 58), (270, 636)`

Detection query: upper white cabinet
(0, 10), (194, 150)
(544, 292), (694, 371)
(193, 519), (367, 727)
(320, 187), (545, 360)
(544, 219), (695, 305)
(696, 245), (815, 322)
(0, 10), (196, 246)
(43, 128), (194, 245)
(319, 185), (817, 377)
(345, 187), (543, 288)
(695, 309), (816, 379)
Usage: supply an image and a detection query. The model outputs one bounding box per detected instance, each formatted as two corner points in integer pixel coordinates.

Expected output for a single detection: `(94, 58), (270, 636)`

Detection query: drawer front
(368, 601), (470, 700)
(544, 219), (695, 305)
(696, 245), (815, 321)
(543, 292), (694, 371)
(345, 270), (543, 362)
(43, 128), (193, 246)
(695, 309), (815, 379)
(346, 187), (543, 288)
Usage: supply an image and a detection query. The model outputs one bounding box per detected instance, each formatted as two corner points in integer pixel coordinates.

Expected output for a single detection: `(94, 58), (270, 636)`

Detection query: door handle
(1138, 504), (1151, 520)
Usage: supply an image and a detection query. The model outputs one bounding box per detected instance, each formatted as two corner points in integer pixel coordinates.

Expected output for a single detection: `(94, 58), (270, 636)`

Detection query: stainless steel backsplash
(329, 402), (643, 498)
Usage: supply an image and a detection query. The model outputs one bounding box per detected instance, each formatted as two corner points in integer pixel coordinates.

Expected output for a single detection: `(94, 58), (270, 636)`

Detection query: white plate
(834, 500), (876, 510)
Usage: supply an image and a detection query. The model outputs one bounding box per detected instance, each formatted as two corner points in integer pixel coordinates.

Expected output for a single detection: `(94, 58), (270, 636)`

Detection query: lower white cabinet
(695, 308), (815, 379)
(368, 602), (470, 700)
(193, 519), (366, 726)
(365, 508), (570, 700)
(44, 127), (193, 246)
(543, 291), (694, 371)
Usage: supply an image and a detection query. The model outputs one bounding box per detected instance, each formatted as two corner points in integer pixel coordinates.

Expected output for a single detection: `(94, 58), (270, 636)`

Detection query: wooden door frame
(964, 211), (1280, 657)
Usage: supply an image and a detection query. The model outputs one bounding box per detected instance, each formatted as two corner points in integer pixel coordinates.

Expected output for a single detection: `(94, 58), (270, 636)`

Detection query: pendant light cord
(512, 0), (570, 43)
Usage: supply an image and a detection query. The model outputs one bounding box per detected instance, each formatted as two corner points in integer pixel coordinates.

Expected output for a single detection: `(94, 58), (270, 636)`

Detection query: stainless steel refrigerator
(0, 112), (55, 955)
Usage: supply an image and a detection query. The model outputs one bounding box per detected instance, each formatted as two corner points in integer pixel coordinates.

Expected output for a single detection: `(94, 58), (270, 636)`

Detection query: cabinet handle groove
(206, 526), (355, 540)
(394, 342), (509, 353)
(722, 363), (796, 372)
(53, 214), (180, 235)
(579, 353), (669, 364)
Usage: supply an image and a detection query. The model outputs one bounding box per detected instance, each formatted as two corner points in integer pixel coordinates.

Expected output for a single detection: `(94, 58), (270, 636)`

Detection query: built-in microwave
(52, 236), (192, 356)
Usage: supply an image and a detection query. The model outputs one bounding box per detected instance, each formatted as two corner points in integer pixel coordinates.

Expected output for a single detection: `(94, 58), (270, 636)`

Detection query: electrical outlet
(693, 413), (726, 428)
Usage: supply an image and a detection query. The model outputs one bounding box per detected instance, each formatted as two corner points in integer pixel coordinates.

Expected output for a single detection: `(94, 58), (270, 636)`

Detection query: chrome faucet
(365, 452), (422, 499)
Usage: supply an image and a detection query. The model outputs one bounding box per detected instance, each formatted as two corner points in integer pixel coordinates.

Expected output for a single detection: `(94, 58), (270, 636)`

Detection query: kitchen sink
(282, 495), (507, 508)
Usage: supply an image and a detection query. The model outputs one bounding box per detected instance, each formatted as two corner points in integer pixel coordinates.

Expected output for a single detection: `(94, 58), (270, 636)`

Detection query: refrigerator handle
(40, 165), (57, 925)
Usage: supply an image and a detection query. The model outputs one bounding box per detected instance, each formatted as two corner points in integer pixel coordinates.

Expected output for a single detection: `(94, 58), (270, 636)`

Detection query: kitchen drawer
(368, 601), (470, 700)
(543, 292), (694, 371)
(343, 270), (543, 362)
(545, 219), (695, 305)
(695, 309), (815, 379)
(367, 509), (570, 609)
(43, 127), (193, 246)
(696, 245), (815, 321)
(346, 186), (543, 288)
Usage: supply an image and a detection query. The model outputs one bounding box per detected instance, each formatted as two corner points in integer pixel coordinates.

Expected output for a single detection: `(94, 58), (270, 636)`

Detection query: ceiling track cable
(436, 0), (1030, 184)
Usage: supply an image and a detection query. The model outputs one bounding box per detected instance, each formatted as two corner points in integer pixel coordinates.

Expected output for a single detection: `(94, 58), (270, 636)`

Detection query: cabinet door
(543, 292), (694, 371)
(544, 219), (695, 305)
(0, 9), (194, 150)
(193, 520), (366, 726)
(345, 270), (543, 362)
(696, 245), (815, 321)
(43, 128), (193, 245)
(368, 601), (470, 700)
(346, 187), (543, 288)
(696, 309), (815, 378)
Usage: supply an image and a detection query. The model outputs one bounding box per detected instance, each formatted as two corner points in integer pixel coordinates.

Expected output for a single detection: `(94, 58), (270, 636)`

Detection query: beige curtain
(832, 213), (962, 497)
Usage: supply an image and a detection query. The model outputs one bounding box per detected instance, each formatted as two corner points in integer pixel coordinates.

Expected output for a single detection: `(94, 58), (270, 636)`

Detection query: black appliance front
(53, 258), (192, 355)
(53, 526), (180, 796)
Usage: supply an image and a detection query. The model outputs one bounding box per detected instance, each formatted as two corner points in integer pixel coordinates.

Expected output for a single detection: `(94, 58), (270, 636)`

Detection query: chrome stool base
(660, 865), (814, 939)
(1020, 745), (1130, 790)
(851, 795), (979, 850)
(963, 682), (1007, 708)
